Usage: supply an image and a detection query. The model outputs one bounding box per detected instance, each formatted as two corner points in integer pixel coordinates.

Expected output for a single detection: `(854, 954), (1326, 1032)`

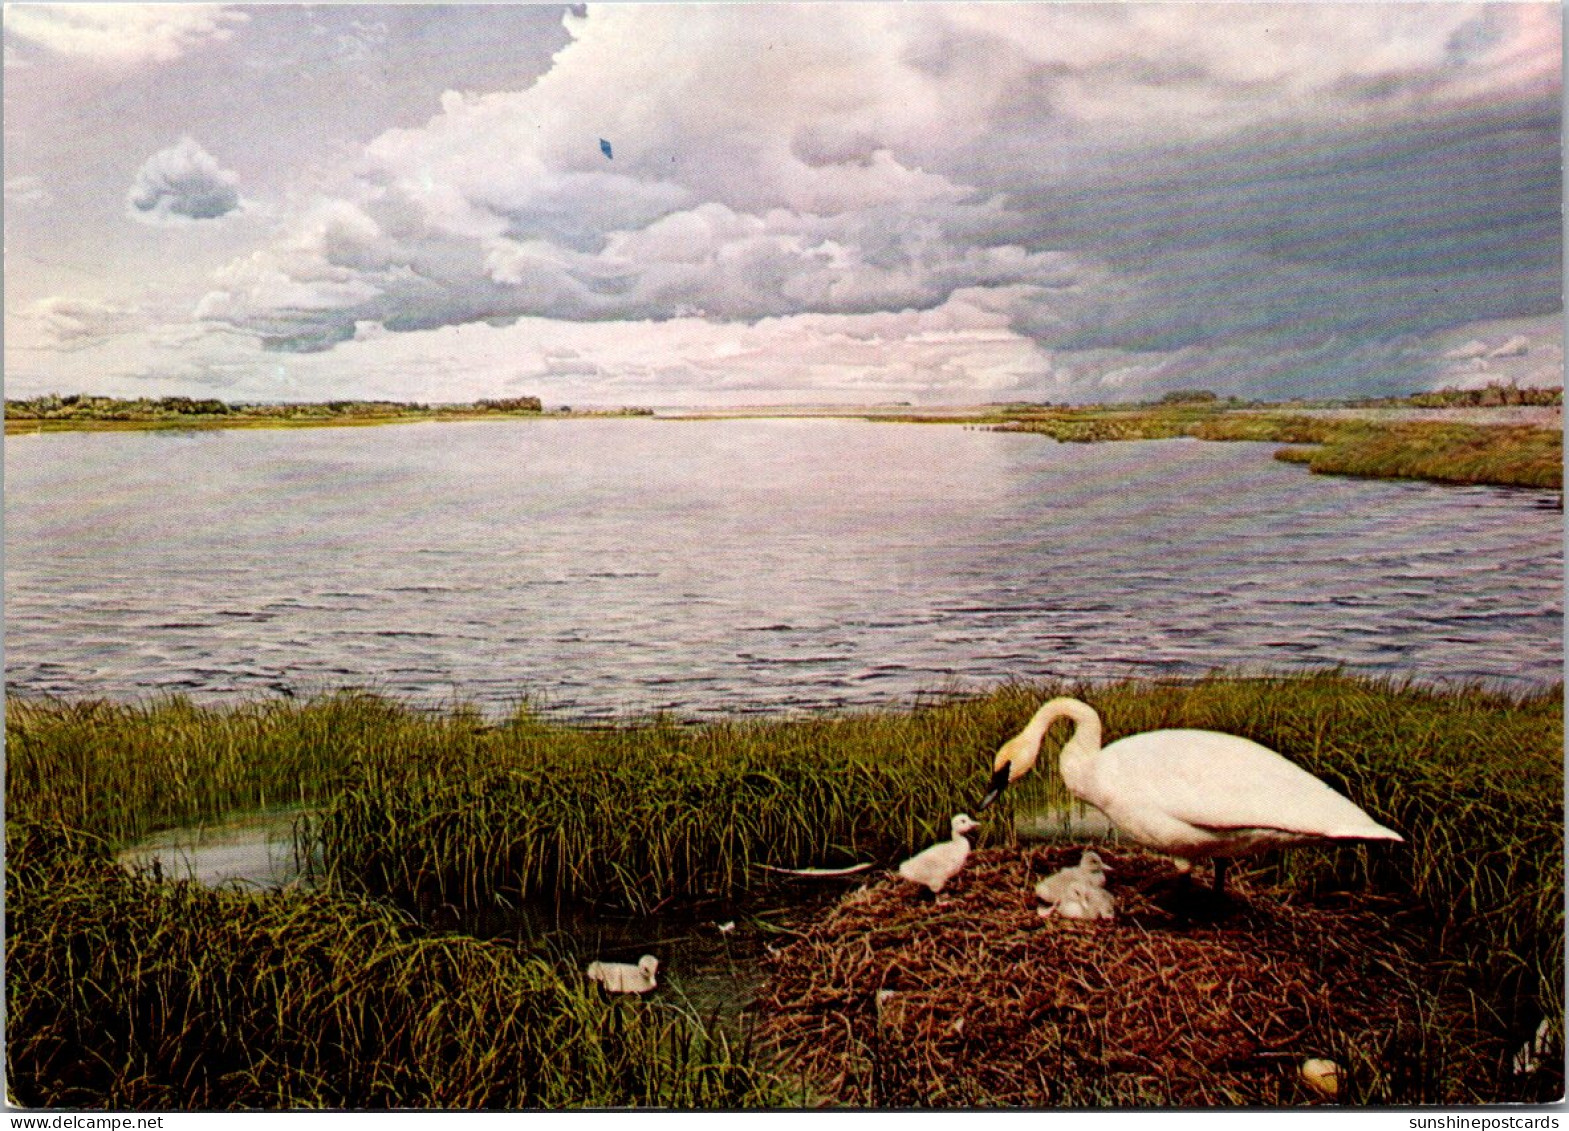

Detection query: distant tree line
(5, 394), (544, 421)
(1157, 389), (1223, 405)
(5, 394), (236, 420)
(472, 397), (545, 414)
(1403, 382), (1561, 409)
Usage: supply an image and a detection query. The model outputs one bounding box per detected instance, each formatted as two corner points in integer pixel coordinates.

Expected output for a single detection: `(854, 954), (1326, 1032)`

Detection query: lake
(5, 417), (1561, 717)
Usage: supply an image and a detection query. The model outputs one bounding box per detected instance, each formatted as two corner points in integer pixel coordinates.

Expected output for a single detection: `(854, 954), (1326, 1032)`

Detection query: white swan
(897, 813), (979, 894)
(1033, 849), (1110, 905)
(979, 697), (1402, 893)
(586, 954), (659, 994)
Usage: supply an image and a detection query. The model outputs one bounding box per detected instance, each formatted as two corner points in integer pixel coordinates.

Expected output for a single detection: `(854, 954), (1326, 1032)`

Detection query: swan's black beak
(978, 764), (1011, 811)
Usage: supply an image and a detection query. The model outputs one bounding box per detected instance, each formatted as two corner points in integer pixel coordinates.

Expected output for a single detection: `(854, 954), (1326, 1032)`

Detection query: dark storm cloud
(996, 106), (1561, 356)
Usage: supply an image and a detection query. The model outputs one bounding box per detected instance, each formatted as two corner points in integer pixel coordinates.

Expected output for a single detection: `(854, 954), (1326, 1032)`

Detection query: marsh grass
(4, 692), (434, 844)
(7, 673), (1562, 1105)
(992, 409), (1562, 489)
(1271, 422), (1563, 489)
(305, 697), (1025, 914)
(5, 820), (786, 1109)
(3, 395), (547, 435)
(982, 405), (1222, 442)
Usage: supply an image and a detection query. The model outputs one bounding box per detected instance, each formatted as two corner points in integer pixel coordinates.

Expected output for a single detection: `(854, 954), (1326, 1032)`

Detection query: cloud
(23, 296), (142, 349)
(1423, 317), (1561, 391)
(931, 3), (1559, 148)
(177, 4), (1562, 406)
(3, 4), (247, 66)
(1444, 339), (1493, 360)
(5, 175), (51, 207)
(127, 137), (242, 224)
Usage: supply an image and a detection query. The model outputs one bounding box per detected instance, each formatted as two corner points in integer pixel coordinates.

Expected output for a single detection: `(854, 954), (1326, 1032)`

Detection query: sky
(3, 3), (1562, 407)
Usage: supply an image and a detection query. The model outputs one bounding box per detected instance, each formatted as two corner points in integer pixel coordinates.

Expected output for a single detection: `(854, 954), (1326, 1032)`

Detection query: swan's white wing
(1097, 729), (1398, 838)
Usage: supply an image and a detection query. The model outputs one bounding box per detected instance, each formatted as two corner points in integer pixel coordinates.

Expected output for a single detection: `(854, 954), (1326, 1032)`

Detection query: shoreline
(10, 401), (1558, 490)
(5, 665), (1561, 728)
(2, 407), (656, 436)
(11, 400), (1558, 431)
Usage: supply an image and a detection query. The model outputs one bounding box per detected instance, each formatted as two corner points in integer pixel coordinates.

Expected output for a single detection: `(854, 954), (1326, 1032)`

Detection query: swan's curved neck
(1033, 697), (1102, 760)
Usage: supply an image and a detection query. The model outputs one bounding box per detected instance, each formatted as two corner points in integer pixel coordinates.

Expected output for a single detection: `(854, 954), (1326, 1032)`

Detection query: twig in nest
(755, 862), (877, 877)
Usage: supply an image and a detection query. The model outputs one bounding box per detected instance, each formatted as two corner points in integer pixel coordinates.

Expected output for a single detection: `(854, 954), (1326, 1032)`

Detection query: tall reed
(305, 694), (1033, 914)
(8, 673), (1561, 1084)
(5, 820), (785, 1109)
(4, 693), (403, 843)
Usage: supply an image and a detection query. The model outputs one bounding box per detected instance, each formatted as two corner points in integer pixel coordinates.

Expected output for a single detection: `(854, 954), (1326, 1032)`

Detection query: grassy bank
(6, 674), (1562, 1105)
(1270, 422), (1563, 489)
(6, 822), (782, 1109)
(5, 690), (1013, 908)
(3, 394), (552, 435)
(4, 395), (656, 436)
(5, 693), (403, 845)
(992, 409), (1562, 489)
(305, 700), (1022, 914)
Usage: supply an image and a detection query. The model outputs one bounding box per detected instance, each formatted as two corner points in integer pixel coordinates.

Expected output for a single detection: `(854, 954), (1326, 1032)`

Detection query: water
(55, 417), (1555, 1022)
(118, 809), (312, 890)
(6, 417), (1560, 716)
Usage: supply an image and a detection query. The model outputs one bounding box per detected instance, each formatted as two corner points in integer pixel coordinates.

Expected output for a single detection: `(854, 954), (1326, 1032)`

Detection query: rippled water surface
(6, 418), (1561, 716)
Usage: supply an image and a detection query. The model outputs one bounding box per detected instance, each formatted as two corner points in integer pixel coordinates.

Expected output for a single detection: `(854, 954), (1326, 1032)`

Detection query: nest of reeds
(756, 845), (1479, 1107)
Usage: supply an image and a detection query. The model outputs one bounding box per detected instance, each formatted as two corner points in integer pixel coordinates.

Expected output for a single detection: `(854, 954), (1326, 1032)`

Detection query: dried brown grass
(758, 847), (1510, 1107)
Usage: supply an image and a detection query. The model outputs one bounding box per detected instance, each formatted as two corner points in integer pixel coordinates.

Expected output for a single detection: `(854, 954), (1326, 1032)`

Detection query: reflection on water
(7, 418), (1559, 717)
(118, 810), (314, 890)
(1015, 804), (1117, 843)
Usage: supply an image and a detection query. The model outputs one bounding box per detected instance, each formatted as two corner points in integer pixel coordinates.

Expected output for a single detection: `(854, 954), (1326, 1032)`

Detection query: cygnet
(1034, 849), (1110, 905)
(586, 954), (660, 994)
(897, 813), (979, 895)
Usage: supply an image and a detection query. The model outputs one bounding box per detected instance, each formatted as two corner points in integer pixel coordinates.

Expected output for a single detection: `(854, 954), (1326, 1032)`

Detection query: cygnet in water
(586, 954), (660, 994)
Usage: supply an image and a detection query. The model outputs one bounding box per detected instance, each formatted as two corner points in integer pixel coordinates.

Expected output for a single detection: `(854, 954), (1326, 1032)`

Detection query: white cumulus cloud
(4, 4), (247, 66)
(1488, 334), (1531, 358)
(23, 296), (142, 349)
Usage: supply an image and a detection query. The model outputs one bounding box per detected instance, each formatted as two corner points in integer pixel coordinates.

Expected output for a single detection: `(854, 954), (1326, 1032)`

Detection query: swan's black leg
(1213, 858), (1229, 896)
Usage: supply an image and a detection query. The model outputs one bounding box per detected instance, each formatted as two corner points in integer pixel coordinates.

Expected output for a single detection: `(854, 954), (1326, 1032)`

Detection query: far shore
(13, 400), (1557, 432)
(3, 406), (652, 436)
(8, 394), (1560, 490)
